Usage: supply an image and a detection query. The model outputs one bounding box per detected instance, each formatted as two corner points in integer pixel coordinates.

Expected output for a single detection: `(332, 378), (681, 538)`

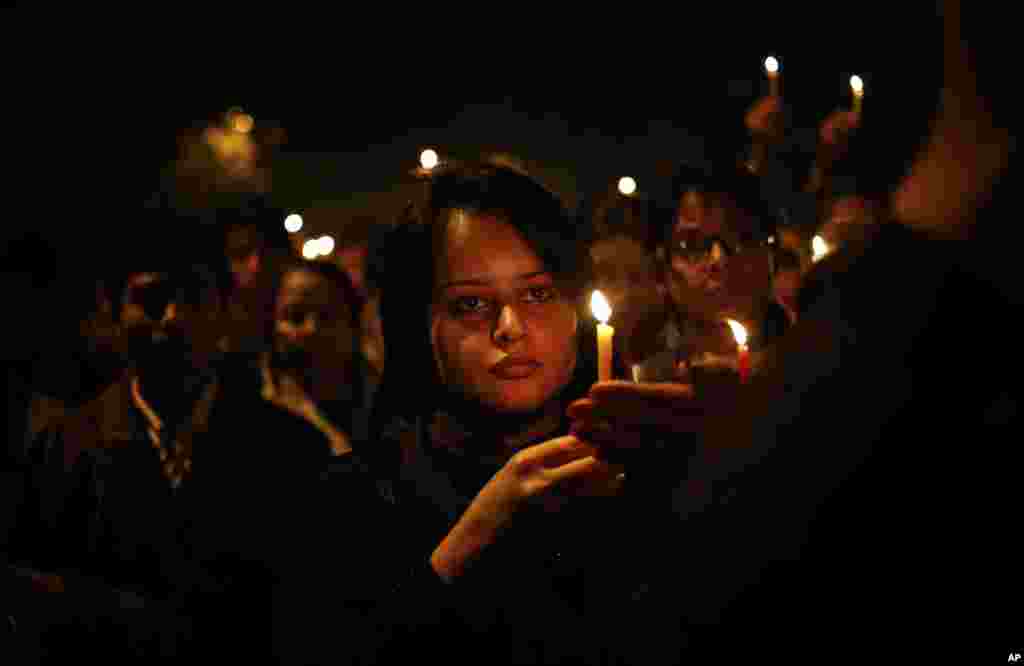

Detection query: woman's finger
(570, 400), (705, 434)
(543, 456), (603, 485)
(512, 436), (597, 474)
(589, 380), (696, 406)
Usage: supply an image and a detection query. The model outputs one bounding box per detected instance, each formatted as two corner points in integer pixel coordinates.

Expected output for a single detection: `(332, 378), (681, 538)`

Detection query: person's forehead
(439, 210), (547, 283)
(279, 269), (344, 308)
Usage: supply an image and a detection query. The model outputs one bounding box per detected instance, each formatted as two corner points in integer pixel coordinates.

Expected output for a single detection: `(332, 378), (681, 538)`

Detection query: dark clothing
(273, 412), (691, 665)
(662, 221), (1020, 658)
(5, 356), (366, 660)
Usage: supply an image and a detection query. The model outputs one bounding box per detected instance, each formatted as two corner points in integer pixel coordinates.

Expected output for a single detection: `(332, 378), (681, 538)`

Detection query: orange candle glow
(591, 290), (614, 382)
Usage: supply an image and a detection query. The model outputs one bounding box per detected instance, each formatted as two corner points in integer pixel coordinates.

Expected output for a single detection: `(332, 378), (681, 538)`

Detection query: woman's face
(274, 268), (356, 384)
(666, 190), (771, 320)
(431, 212), (578, 415)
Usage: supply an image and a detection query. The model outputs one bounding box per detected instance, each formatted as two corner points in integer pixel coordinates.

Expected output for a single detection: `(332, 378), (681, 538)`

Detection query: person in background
(9, 234), (230, 658)
(629, 158), (778, 382)
(258, 259), (365, 453)
(569, 2), (1018, 657)
(2, 231), (125, 661)
(199, 258), (371, 661)
(215, 196), (296, 354)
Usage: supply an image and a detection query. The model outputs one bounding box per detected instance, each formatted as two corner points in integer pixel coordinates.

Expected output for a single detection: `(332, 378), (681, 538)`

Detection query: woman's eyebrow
(440, 271), (549, 289)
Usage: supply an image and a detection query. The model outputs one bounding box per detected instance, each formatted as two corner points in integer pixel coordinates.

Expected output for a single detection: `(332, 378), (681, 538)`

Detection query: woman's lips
(490, 357), (542, 379)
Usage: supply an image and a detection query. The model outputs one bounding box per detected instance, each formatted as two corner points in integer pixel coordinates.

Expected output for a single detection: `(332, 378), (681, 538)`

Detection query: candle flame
(725, 319), (748, 348)
(590, 290), (612, 324)
(231, 112), (254, 134)
(812, 235), (830, 262)
(420, 149), (439, 170)
(850, 75), (865, 97)
(764, 56), (780, 75)
(618, 176), (637, 196)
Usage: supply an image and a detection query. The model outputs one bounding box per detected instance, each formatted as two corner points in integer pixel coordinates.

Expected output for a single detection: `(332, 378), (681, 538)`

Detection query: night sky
(8, 4), (942, 246)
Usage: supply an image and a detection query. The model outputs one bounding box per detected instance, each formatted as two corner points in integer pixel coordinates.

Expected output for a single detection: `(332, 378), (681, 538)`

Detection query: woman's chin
(481, 384), (553, 416)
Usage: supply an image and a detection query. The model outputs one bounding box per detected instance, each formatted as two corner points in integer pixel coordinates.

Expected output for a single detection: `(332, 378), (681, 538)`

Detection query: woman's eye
(452, 296), (491, 315)
(523, 286), (555, 304)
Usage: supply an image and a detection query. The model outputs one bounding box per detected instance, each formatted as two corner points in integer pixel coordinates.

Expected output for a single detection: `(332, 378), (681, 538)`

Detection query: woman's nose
(492, 304), (526, 346)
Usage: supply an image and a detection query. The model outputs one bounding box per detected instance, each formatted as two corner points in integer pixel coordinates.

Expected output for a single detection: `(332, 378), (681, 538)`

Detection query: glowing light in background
(764, 56), (780, 75)
(302, 239), (320, 260)
(284, 214), (303, 233)
(420, 149), (439, 170)
(618, 177), (637, 196)
(318, 235), (335, 256)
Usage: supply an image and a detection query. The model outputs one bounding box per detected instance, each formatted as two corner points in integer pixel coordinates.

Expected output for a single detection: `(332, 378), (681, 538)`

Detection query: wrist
(431, 499), (512, 582)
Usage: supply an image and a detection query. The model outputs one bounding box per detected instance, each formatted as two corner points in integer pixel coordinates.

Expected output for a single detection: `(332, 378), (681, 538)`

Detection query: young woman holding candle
(275, 163), (688, 665)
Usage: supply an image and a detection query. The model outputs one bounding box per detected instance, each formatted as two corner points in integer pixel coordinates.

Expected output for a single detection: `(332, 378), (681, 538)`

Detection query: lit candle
(850, 75), (865, 115)
(764, 56), (780, 97)
(591, 290), (614, 382)
(811, 234), (831, 263)
(725, 319), (750, 384)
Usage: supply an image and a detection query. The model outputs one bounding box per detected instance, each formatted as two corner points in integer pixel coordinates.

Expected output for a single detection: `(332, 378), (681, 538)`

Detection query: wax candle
(850, 75), (865, 115)
(591, 290), (614, 382)
(764, 56), (780, 97)
(725, 319), (751, 384)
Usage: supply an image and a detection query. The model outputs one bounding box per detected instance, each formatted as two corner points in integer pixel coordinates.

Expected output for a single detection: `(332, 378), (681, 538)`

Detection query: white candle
(591, 290), (614, 382)
(764, 56), (781, 97)
(850, 75), (865, 114)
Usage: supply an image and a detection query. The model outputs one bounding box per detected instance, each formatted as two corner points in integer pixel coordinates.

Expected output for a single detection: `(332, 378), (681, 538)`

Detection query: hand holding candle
(725, 319), (750, 384)
(591, 290), (614, 382)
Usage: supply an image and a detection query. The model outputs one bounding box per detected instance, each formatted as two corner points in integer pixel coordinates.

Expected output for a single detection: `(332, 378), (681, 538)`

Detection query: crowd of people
(3, 4), (1019, 662)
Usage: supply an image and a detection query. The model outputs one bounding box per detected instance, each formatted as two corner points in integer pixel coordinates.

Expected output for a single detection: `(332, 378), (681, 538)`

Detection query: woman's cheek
(433, 316), (491, 390)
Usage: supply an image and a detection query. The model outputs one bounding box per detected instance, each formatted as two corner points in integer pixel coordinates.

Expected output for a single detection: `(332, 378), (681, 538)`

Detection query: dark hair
(2, 232), (106, 343)
(109, 217), (230, 319)
(371, 163), (594, 428)
(212, 194), (293, 254)
(591, 193), (660, 251)
(273, 259), (363, 332)
(664, 158), (778, 246)
(772, 247), (802, 275)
